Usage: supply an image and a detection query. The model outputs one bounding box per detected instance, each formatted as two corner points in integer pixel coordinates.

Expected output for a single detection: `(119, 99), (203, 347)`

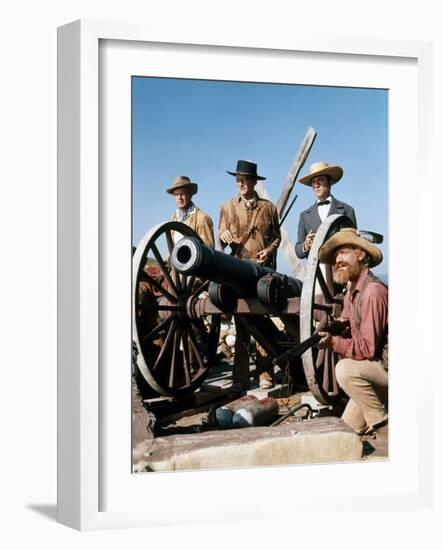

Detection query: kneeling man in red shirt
(318, 227), (388, 435)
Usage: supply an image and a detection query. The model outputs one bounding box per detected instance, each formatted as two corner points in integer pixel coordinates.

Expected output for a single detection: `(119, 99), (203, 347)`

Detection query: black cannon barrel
(172, 237), (302, 298)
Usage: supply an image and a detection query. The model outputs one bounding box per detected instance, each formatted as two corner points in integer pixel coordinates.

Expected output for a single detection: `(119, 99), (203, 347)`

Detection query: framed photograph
(129, 74), (389, 471)
(58, 19), (433, 531)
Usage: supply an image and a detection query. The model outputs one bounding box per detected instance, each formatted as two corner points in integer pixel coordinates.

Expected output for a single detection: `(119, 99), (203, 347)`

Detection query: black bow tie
(318, 200), (331, 206)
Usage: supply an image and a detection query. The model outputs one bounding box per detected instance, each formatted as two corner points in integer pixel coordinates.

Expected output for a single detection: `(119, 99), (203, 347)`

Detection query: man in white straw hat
(317, 227), (388, 435)
(167, 176), (215, 247)
(295, 162), (357, 259)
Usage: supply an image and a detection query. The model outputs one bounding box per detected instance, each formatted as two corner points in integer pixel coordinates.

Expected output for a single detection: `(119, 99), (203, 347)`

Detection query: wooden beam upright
(276, 127), (317, 220)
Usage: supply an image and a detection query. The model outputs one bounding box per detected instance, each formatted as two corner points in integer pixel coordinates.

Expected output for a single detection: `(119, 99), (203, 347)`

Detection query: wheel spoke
(139, 304), (182, 313)
(142, 271), (178, 304)
(322, 348), (330, 391)
(188, 335), (194, 365)
(186, 275), (196, 293)
(316, 265), (334, 303)
(165, 230), (183, 293)
(331, 352), (338, 394)
(153, 318), (178, 371)
(193, 279), (209, 297)
(168, 325), (182, 387)
(141, 313), (175, 344)
(325, 265), (334, 293)
(188, 328), (205, 371)
(181, 329), (192, 386)
(150, 242), (180, 298)
(180, 273), (188, 292)
(316, 348), (325, 368)
(154, 305), (182, 312)
(313, 302), (333, 313)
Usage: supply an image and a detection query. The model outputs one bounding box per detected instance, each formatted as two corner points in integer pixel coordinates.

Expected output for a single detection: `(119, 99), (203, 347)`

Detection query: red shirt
(332, 267), (388, 360)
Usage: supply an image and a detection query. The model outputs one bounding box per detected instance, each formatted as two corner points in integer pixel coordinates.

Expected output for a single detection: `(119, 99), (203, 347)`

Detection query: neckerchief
(176, 201), (196, 222)
(240, 192), (258, 210)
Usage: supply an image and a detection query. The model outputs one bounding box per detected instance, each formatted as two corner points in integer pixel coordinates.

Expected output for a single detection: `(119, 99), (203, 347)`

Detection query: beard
(333, 262), (361, 284)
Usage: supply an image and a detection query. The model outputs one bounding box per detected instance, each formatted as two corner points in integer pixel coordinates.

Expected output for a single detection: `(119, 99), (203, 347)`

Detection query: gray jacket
(295, 196), (357, 259)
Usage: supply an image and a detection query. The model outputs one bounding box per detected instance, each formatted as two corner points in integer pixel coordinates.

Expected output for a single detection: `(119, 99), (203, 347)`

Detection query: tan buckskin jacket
(218, 193), (281, 267)
(172, 207), (215, 247)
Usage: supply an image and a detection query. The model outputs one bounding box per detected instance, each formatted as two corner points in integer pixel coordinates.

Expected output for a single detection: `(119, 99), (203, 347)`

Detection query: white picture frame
(58, 19), (435, 532)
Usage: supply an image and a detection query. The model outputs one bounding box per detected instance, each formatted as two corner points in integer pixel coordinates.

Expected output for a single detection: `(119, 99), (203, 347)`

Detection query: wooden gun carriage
(133, 213), (356, 406)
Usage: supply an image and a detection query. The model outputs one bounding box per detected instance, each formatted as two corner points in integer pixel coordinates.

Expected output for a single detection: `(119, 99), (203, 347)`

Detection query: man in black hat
(295, 162), (357, 259)
(219, 160), (281, 391)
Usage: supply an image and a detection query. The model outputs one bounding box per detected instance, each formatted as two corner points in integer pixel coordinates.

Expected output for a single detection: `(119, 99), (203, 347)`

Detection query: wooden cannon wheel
(299, 214), (355, 405)
(132, 221), (220, 398)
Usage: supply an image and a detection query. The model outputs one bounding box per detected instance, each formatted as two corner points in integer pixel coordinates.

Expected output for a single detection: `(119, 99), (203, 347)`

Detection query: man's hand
(220, 229), (235, 245)
(318, 331), (333, 349)
(256, 248), (271, 264)
(303, 230), (315, 252)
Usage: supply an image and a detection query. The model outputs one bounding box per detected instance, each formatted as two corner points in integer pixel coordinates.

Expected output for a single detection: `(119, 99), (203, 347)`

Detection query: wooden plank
(196, 296), (301, 316)
(255, 128), (316, 277)
(275, 127), (317, 219)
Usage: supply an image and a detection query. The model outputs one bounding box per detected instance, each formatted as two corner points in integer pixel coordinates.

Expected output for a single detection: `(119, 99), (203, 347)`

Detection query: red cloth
(332, 267), (388, 360)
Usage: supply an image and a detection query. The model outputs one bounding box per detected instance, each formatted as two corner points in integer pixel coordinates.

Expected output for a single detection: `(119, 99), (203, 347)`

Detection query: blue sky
(132, 77), (388, 276)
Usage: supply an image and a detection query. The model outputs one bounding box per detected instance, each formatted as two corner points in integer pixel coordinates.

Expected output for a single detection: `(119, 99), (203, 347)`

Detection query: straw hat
(299, 161), (343, 186)
(319, 227), (383, 267)
(226, 160), (266, 180)
(166, 176), (198, 195)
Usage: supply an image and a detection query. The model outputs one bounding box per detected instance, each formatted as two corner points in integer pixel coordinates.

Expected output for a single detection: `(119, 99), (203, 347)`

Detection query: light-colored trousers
(335, 358), (388, 434)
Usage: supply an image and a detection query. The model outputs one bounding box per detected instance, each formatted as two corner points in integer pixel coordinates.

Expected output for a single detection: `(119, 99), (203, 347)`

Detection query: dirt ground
(132, 376), (156, 446)
(133, 380), (304, 445)
(132, 362), (388, 466)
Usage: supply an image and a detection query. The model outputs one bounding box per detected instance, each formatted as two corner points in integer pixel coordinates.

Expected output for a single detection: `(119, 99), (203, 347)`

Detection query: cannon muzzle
(172, 237), (302, 305)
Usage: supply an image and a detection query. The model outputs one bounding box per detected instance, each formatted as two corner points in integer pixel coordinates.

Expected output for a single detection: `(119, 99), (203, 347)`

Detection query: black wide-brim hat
(226, 160), (266, 180)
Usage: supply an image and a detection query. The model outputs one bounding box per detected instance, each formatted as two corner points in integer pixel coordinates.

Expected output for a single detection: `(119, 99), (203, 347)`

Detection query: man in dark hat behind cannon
(167, 175), (215, 247)
(295, 161), (357, 259)
(219, 160), (281, 391)
(317, 227), (388, 435)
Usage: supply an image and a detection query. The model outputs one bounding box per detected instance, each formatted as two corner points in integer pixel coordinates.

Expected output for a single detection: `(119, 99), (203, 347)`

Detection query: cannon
(132, 214), (354, 404)
(171, 236), (302, 310)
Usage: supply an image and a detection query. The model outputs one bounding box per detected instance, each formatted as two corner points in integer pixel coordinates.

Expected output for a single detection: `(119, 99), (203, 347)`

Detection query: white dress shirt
(317, 195), (332, 222)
